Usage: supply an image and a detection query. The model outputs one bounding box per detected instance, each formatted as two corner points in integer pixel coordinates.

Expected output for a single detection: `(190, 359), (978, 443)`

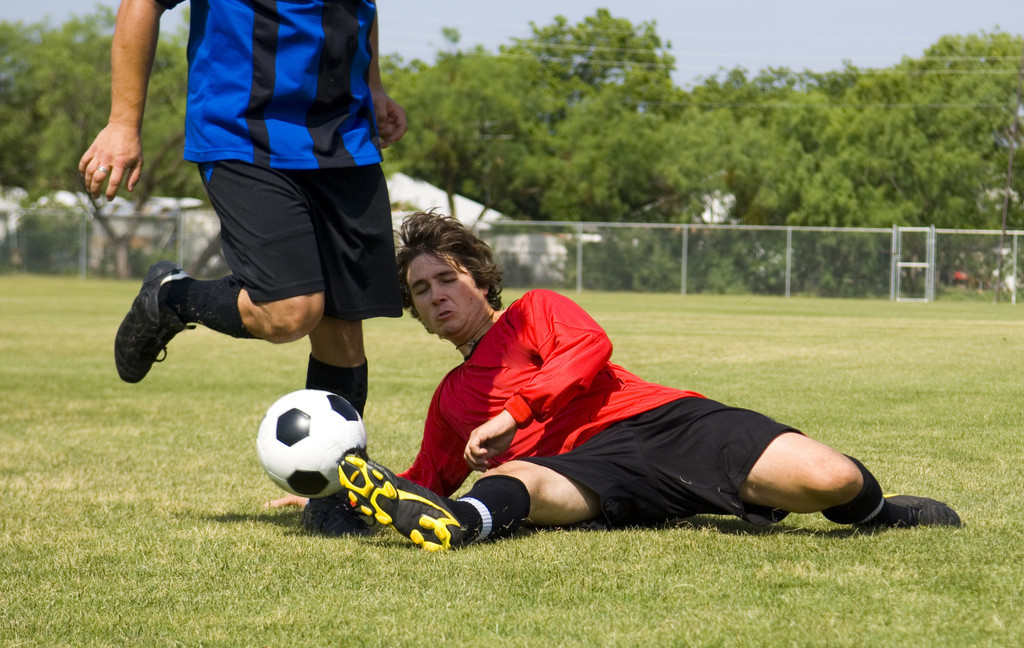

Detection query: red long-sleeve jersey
(399, 290), (703, 496)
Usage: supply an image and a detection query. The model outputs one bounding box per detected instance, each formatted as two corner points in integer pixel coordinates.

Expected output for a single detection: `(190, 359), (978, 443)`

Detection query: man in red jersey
(336, 211), (961, 551)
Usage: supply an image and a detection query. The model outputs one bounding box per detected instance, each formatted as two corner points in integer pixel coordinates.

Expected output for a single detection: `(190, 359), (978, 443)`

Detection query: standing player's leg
(298, 163), (402, 417)
(114, 260), (200, 383)
(305, 317), (368, 415)
(113, 160), (327, 383)
(296, 164), (402, 536)
(114, 264), (330, 382)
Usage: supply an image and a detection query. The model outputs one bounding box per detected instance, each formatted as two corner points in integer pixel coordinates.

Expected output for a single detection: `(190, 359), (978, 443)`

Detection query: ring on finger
(97, 166), (109, 174)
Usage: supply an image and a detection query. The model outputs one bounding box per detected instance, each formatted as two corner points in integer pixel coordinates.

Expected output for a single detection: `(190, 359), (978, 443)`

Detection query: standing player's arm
(79, 0), (164, 201)
(366, 1), (407, 148)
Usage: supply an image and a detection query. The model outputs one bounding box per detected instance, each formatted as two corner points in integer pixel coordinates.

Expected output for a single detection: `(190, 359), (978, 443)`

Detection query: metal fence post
(890, 225), (898, 300)
(1014, 232), (1019, 305)
(681, 225), (688, 296)
(576, 222), (583, 293)
(79, 211), (87, 279)
(785, 226), (793, 298)
(178, 209), (186, 269)
(927, 225), (936, 302)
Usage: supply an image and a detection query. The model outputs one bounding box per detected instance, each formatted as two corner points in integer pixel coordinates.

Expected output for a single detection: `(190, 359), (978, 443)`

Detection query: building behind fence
(2, 208), (1020, 303)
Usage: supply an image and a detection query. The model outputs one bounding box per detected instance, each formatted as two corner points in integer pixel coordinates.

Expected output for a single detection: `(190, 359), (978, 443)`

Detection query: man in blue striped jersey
(80, 0), (405, 418)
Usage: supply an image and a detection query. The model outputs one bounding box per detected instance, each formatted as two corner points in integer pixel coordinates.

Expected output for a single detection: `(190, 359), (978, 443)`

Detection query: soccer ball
(255, 389), (367, 498)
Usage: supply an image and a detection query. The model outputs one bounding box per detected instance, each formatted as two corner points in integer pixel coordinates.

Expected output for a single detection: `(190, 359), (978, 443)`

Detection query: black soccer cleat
(856, 494), (963, 529)
(882, 495), (962, 527)
(339, 455), (469, 551)
(302, 492), (380, 537)
(114, 261), (193, 383)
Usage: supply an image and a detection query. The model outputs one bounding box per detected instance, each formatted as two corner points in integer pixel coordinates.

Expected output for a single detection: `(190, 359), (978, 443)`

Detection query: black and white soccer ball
(255, 389), (367, 498)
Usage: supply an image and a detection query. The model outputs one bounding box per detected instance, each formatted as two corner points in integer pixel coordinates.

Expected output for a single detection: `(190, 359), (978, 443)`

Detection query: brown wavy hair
(396, 210), (503, 322)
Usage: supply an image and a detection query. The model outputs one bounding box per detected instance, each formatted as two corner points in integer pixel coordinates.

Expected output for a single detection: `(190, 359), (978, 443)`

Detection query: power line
(504, 39), (1024, 65)
(642, 100), (1013, 110)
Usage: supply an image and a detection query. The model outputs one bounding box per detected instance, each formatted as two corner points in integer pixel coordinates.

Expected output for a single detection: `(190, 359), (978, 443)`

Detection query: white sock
(459, 497), (492, 540)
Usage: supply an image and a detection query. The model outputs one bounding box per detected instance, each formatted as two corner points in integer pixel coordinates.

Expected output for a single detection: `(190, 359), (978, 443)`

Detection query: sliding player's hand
(464, 410), (517, 472)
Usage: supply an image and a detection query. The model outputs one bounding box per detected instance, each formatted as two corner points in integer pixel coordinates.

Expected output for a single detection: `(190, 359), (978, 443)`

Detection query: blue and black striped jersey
(157, 0), (382, 169)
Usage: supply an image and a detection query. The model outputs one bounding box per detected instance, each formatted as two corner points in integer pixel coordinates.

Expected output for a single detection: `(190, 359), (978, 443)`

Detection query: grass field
(1, 275), (1022, 647)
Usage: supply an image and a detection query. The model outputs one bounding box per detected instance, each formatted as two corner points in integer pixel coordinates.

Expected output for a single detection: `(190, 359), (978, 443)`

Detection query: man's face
(406, 253), (491, 345)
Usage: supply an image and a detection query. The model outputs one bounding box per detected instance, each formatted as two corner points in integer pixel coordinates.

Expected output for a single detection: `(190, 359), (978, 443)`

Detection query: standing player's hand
(464, 410), (517, 472)
(79, 123), (144, 201)
(372, 89), (407, 148)
(263, 494), (308, 509)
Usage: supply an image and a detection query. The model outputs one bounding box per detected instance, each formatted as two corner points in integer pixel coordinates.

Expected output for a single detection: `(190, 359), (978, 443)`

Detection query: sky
(5, 1), (1023, 87)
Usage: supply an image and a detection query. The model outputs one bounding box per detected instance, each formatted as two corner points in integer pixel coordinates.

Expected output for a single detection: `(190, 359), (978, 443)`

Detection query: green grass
(1, 276), (1022, 647)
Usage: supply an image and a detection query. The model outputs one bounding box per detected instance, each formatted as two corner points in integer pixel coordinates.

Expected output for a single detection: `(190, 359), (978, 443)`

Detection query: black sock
(821, 456), (886, 524)
(306, 355), (368, 416)
(163, 275), (253, 339)
(454, 475), (531, 542)
(821, 456), (915, 527)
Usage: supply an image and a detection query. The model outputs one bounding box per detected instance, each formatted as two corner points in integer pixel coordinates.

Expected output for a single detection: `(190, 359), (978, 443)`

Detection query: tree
(504, 9), (679, 115)
(382, 11), (692, 222)
(503, 10), (686, 221)
(0, 23), (39, 191)
(385, 35), (548, 221)
(794, 32), (1023, 229)
(7, 9), (1023, 251)
(1, 10), (195, 201)
(538, 87), (683, 222)
(0, 10), (199, 277)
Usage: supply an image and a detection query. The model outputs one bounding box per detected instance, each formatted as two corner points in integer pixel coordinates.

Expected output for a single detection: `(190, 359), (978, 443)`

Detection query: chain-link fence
(0, 208), (227, 280)
(479, 221), (1022, 303)
(2, 208), (1020, 303)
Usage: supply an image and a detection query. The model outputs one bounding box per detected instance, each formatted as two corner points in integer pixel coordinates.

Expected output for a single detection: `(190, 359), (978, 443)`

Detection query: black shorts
(522, 398), (798, 527)
(200, 160), (402, 320)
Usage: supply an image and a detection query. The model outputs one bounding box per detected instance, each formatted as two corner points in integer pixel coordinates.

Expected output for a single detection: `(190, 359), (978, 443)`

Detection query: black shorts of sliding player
(522, 397), (796, 527)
